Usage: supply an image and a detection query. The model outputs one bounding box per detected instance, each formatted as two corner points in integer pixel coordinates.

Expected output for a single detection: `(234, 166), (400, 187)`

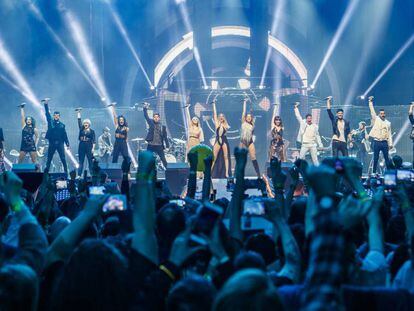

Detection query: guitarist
(98, 127), (113, 164)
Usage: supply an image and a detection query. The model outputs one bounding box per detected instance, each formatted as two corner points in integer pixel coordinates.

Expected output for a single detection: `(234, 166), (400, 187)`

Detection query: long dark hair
(273, 116), (283, 128)
(25, 116), (36, 127)
(117, 115), (128, 127)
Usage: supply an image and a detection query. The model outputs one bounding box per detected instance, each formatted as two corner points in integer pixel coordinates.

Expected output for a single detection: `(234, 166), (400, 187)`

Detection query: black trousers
(112, 140), (129, 163)
(78, 142), (94, 175)
(45, 142), (68, 174)
(356, 143), (368, 173)
(332, 140), (348, 157)
(373, 140), (390, 173)
(147, 144), (168, 168)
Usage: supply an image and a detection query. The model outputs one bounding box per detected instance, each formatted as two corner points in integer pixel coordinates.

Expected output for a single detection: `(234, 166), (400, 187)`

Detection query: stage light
(101, 97), (106, 102)
(155, 26), (308, 88)
(203, 85), (210, 90)
(127, 143), (138, 168)
(393, 119), (411, 146)
(362, 33), (414, 98)
(238, 79), (250, 90)
(26, 0), (103, 98)
(65, 148), (79, 169)
(211, 80), (219, 90)
(0, 35), (42, 118)
(258, 85), (265, 90)
(260, 0), (286, 87)
(58, 4), (112, 110)
(359, 95), (365, 100)
(105, 3), (154, 89)
(310, 0), (360, 88)
(150, 85), (156, 90)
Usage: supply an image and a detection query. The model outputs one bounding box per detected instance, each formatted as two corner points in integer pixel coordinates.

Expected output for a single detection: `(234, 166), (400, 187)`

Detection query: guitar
(98, 142), (113, 157)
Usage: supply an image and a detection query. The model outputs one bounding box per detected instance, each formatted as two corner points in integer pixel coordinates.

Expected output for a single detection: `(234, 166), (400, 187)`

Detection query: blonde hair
(218, 113), (230, 130)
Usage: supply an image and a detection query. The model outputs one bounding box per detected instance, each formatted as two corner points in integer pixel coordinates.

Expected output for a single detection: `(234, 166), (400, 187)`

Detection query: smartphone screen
(243, 199), (265, 216)
(384, 172), (397, 188)
(102, 195), (127, 213)
(56, 180), (67, 190)
(396, 170), (414, 182)
(89, 186), (105, 195)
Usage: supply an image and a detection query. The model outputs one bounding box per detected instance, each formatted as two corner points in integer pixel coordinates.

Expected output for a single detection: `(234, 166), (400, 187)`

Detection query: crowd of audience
(1, 148), (414, 311)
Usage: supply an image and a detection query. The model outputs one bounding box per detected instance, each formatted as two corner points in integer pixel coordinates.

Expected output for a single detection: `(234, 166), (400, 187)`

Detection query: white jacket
(294, 107), (323, 147)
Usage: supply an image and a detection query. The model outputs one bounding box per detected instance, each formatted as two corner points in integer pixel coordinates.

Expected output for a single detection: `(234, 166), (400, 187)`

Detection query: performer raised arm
(294, 103), (323, 165)
(184, 96), (204, 153)
(109, 103), (129, 163)
(43, 99), (69, 175)
(269, 103), (285, 161)
(211, 99), (231, 178)
(143, 102), (169, 169)
(18, 103), (38, 164)
(408, 102), (414, 166)
(240, 98), (260, 177)
(76, 108), (96, 175)
(367, 96), (392, 173)
(326, 96), (350, 156)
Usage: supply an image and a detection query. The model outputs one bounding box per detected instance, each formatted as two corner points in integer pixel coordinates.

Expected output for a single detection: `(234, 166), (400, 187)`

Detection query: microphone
(41, 98), (51, 103)
(18, 102), (26, 108)
(368, 96), (374, 101)
(324, 96), (333, 100)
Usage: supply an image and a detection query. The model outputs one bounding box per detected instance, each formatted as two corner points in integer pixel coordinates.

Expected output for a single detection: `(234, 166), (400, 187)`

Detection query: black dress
(20, 125), (37, 152)
(112, 126), (129, 163)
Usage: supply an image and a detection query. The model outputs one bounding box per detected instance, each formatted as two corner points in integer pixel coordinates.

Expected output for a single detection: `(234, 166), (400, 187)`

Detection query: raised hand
(137, 151), (155, 180)
(294, 102), (300, 109)
(288, 165), (300, 185)
(204, 155), (213, 174)
(187, 152), (198, 171)
(270, 157), (287, 189)
(201, 222), (227, 261)
(234, 147), (248, 175)
(169, 225), (205, 267)
(306, 165), (337, 199)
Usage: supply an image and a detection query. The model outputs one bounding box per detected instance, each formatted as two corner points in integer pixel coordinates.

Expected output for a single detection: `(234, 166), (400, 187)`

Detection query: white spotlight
(150, 85), (156, 90)
(238, 79), (251, 90)
(211, 80), (219, 90)
(203, 85), (210, 90)
(258, 85), (265, 90)
(359, 95), (365, 100)
(101, 97), (106, 102)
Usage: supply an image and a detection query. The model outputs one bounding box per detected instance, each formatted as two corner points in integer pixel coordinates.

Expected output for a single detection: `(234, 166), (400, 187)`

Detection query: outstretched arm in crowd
(202, 155), (213, 201)
(186, 152), (197, 199)
(229, 147), (247, 243)
(45, 194), (108, 268)
(132, 151), (158, 264)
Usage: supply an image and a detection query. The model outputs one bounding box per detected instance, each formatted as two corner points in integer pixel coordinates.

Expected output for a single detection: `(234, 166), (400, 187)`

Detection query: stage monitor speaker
(166, 163), (189, 196)
(100, 163), (123, 180)
(12, 163), (37, 172)
(266, 162), (294, 192)
(15, 172), (43, 193)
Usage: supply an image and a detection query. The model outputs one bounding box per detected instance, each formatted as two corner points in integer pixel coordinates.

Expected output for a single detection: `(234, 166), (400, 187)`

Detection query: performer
(18, 103), (38, 164)
(0, 128), (5, 173)
(368, 96), (393, 173)
(98, 127), (113, 164)
(240, 99), (260, 177)
(184, 96), (204, 152)
(108, 103), (129, 163)
(143, 102), (169, 169)
(294, 102), (323, 165)
(269, 104), (285, 161)
(76, 108), (96, 175)
(43, 99), (69, 175)
(326, 96), (350, 156)
(349, 121), (369, 172)
(409, 102), (414, 166)
(211, 100), (231, 178)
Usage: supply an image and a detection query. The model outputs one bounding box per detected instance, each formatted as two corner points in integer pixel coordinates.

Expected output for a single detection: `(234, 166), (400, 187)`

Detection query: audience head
(245, 233), (277, 266)
(234, 251), (266, 272)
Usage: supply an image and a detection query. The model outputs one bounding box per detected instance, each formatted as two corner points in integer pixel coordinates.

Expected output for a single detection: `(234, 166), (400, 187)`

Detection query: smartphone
(189, 234), (208, 247)
(170, 199), (186, 207)
(243, 198), (266, 216)
(334, 159), (345, 174)
(226, 177), (235, 192)
(396, 170), (414, 182)
(102, 195), (127, 213)
(383, 171), (397, 189)
(193, 202), (223, 235)
(56, 180), (67, 190)
(89, 186), (105, 195)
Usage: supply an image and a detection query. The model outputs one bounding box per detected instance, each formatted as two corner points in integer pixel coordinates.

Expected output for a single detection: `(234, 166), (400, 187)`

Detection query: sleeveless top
(115, 126), (128, 142)
(271, 127), (284, 146)
(240, 122), (254, 145)
(216, 126), (227, 146)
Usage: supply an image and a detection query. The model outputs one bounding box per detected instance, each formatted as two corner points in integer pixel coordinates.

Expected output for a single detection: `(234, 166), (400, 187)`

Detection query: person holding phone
(18, 103), (39, 164)
(76, 108), (96, 175)
(43, 99), (70, 175)
(240, 99), (260, 178)
(108, 103), (129, 163)
(211, 99), (231, 178)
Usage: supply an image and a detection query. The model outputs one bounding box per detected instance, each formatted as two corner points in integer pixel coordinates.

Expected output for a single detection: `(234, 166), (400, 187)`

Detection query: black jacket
(45, 104), (69, 146)
(327, 109), (350, 142)
(77, 118), (96, 144)
(143, 108), (169, 148)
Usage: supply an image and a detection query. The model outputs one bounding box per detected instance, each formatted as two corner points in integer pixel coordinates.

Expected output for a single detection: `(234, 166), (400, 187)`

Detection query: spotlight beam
(362, 33), (414, 97)
(0, 34), (43, 118)
(58, 4), (112, 111)
(393, 119), (411, 146)
(26, 1), (102, 98)
(260, 0), (286, 87)
(310, 0), (360, 88)
(106, 3), (154, 89)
